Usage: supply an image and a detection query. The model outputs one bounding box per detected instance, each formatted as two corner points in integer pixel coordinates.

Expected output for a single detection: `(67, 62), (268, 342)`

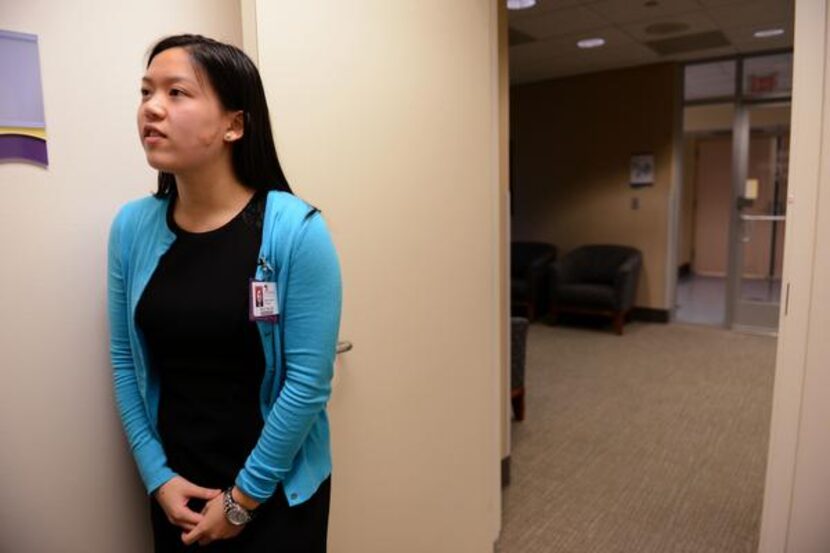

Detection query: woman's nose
(142, 95), (165, 119)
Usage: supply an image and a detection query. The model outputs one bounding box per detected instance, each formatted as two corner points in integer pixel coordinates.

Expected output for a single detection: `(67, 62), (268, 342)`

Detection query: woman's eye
(140, 88), (150, 97)
(170, 89), (185, 97)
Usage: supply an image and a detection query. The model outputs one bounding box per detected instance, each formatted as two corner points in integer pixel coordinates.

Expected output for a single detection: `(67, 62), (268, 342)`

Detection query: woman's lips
(144, 127), (167, 146)
(142, 125), (167, 145)
(143, 134), (167, 146)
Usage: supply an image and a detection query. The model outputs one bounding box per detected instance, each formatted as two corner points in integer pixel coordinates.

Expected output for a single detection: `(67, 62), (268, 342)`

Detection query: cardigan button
(290, 493), (298, 500)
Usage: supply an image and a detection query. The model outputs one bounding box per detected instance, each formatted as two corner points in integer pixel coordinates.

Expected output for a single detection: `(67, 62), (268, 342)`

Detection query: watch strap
(223, 487), (255, 525)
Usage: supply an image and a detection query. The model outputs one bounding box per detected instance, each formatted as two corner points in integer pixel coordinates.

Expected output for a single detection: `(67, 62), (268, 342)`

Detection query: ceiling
(508, 0), (795, 84)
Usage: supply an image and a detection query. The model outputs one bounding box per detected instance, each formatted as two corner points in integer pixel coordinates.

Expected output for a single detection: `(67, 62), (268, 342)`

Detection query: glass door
(683, 52), (792, 333)
(728, 102), (790, 333)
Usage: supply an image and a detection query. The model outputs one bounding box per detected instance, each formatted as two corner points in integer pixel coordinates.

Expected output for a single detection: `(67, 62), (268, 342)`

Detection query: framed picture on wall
(630, 153), (654, 188)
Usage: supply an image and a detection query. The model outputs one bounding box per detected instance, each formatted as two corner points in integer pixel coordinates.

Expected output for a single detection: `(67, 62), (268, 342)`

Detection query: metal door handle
(740, 214), (786, 222)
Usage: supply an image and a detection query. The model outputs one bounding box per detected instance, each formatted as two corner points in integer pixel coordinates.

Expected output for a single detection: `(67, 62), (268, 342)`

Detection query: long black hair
(146, 34), (292, 197)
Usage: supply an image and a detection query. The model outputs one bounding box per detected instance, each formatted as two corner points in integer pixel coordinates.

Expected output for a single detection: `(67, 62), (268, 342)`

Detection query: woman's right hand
(153, 476), (222, 532)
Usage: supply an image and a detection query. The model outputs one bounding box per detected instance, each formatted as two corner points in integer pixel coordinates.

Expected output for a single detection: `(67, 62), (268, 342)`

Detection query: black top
(136, 191), (267, 489)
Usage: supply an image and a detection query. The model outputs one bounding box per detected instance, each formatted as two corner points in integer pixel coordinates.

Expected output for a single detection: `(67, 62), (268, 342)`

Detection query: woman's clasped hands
(154, 475), (244, 546)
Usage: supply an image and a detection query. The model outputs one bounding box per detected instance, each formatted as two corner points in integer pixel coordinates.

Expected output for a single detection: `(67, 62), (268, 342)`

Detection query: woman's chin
(144, 156), (177, 173)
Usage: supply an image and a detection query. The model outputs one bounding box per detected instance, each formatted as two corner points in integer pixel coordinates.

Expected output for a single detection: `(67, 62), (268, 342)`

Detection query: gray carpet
(496, 321), (776, 553)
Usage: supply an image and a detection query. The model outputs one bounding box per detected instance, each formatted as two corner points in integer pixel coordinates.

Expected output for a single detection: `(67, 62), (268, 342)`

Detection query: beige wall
(511, 63), (680, 310)
(251, 1), (502, 551)
(0, 2), (242, 552)
(684, 102), (791, 133)
(684, 103), (735, 133)
(498, 0), (512, 468)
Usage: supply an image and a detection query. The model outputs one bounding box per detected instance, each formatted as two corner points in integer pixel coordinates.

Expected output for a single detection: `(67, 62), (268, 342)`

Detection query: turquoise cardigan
(107, 190), (342, 506)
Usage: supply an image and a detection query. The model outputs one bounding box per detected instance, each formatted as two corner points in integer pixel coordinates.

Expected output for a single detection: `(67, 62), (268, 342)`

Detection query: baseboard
(630, 307), (670, 323)
(502, 456), (511, 487)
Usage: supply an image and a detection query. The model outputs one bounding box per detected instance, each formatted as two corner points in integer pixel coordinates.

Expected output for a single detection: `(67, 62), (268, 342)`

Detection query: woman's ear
(224, 110), (245, 142)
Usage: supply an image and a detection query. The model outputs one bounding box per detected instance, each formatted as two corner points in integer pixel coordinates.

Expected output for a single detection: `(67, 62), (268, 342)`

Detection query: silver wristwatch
(223, 488), (255, 526)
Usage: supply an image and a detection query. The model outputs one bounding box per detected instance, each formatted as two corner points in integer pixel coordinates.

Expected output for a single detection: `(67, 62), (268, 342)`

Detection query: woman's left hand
(180, 493), (244, 546)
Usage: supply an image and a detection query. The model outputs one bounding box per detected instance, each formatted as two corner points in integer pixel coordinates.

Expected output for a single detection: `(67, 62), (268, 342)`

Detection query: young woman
(107, 34), (342, 552)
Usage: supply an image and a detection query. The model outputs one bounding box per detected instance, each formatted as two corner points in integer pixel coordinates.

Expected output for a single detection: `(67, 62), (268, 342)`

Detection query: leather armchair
(548, 245), (642, 335)
(511, 241), (557, 320)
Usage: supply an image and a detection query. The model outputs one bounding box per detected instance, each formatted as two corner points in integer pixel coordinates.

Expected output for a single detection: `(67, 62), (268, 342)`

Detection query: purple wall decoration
(0, 29), (48, 166)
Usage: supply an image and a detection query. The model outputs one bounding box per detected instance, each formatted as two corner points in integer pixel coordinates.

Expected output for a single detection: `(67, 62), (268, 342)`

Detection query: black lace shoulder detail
(241, 190), (266, 234)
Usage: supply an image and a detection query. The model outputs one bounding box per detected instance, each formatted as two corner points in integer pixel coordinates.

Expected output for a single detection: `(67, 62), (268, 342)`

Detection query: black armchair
(548, 245), (642, 335)
(511, 241), (557, 320)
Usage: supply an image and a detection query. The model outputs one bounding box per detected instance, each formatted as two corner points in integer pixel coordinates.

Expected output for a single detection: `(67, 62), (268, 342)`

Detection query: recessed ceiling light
(507, 0), (536, 10)
(754, 28), (785, 38)
(577, 38), (606, 49)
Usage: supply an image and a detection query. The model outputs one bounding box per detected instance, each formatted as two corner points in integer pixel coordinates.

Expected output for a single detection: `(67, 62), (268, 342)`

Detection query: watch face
(227, 505), (251, 526)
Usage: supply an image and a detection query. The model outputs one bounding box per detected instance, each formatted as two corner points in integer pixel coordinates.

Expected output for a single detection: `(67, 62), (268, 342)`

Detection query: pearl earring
(225, 133), (233, 141)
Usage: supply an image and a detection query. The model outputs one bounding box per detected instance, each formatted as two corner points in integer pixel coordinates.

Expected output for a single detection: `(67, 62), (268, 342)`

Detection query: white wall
(0, 2), (241, 551)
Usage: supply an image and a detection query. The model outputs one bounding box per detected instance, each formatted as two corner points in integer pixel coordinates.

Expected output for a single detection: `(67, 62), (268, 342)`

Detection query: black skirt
(149, 476), (331, 553)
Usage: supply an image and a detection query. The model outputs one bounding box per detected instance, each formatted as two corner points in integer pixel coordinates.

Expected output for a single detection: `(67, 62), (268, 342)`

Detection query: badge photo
(250, 280), (279, 322)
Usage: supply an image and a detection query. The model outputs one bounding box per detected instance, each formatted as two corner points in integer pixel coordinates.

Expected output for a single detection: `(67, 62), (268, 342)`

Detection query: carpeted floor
(496, 321), (776, 553)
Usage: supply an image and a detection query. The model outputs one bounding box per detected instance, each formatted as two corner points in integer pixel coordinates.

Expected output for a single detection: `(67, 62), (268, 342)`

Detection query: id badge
(249, 279), (279, 322)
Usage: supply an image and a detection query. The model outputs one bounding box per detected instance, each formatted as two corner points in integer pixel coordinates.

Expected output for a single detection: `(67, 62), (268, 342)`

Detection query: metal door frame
(727, 98), (791, 334)
(682, 52), (793, 333)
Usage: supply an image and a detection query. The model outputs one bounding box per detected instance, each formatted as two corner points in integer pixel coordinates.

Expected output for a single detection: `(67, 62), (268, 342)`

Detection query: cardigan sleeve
(108, 207), (176, 495)
(234, 211), (342, 502)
